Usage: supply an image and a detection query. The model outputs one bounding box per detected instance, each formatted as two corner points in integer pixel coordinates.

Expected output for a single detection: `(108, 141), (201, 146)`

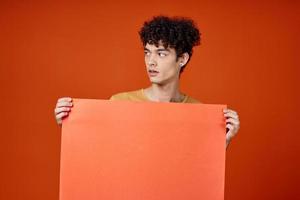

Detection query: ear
(178, 53), (190, 67)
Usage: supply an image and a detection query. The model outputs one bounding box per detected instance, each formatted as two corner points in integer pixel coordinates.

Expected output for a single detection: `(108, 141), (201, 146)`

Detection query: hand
(223, 108), (240, 148)
(54, 97), (73, 125)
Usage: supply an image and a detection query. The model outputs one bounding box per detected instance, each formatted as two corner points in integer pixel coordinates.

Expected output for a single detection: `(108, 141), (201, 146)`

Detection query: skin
(54, 41), (240, 149)
(143, 41), (189, 103)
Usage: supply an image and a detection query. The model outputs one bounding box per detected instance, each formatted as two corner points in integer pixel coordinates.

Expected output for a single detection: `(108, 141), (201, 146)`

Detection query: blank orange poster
(60, 99), (227, 200)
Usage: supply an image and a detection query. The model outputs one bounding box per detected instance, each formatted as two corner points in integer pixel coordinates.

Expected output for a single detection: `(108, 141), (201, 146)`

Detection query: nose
(147, 53), (157, 67)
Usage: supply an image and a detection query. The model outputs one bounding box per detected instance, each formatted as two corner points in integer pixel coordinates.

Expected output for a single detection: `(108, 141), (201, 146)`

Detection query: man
(54, 16), (240, 148)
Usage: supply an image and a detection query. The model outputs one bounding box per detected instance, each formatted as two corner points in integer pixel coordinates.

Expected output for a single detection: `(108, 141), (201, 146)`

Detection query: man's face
(144, 42), (182, 85)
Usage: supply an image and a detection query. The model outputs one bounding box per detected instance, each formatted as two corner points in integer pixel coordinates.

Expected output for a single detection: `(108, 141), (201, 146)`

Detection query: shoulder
(185, 95), (202, 104)
(109, 89), (146, 101)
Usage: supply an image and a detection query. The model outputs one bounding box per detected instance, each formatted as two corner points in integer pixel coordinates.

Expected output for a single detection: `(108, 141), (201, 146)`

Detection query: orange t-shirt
(109, 89), (200, 103)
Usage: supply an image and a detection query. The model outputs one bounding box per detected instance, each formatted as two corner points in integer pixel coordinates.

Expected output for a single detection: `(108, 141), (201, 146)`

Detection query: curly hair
(139, 15), (201, 73)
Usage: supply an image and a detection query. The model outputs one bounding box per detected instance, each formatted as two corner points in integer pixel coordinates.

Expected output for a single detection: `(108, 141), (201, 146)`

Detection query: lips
(148, 69), (159, 77)
(148, 69), (159, 73)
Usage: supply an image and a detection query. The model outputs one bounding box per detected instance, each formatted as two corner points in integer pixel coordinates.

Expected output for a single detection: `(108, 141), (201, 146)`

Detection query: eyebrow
(144, 47), (170, 52)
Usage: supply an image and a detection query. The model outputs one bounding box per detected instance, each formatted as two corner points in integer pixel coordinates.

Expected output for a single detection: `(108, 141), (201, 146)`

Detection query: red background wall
(1, 1), (299, 199)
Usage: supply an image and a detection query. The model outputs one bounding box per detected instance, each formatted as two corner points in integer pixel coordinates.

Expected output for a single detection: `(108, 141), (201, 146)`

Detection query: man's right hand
(54, 97), (73, 125)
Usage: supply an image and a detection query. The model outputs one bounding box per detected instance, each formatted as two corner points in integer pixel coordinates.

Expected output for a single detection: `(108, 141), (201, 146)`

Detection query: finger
(226, 123), (234, 129)
(223, 108), (237, 115)
(56, 111), (69, 121)
(224, 112), (239, 119)
(58, 97), (72, 103)
(226, 118), (240, 126)
(226, 123), (239, 137)
(56, 101), (73, 108)
(226, 124), (234, 135)
(226, 125), (234, 140)
(55, 107), (71, 115)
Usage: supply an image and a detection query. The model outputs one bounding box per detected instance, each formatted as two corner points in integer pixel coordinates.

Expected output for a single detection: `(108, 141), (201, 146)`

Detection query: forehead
(144, 42), (175, 52)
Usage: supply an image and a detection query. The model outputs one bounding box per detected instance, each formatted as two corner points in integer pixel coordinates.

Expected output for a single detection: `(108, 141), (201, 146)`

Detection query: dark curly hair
(139, 15), (201, 73)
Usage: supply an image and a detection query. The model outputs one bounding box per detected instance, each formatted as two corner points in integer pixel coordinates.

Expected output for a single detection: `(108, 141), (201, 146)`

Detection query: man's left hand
(223, 108), (240, 148)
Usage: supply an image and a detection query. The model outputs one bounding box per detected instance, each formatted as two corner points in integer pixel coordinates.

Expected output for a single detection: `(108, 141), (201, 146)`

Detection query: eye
(144, 51), (150, 56)
(158, 52), (167, 57)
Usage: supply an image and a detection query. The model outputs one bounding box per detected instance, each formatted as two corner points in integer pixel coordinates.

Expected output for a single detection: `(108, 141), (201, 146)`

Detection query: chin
(149, 78), (161, 84)
(149, 78), (166, 86)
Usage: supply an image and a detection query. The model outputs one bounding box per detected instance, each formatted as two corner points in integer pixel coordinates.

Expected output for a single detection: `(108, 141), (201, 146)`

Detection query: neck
(144, 80), (184, 102)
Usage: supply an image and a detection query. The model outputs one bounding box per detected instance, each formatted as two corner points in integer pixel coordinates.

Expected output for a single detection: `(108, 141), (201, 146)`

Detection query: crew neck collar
(141, 88), (188, 103)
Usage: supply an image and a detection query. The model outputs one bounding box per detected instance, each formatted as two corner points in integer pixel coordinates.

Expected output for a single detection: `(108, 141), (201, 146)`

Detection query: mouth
(148, 69), (159, 77)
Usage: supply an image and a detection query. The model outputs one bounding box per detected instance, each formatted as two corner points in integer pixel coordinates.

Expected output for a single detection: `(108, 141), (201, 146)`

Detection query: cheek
(165, 59), (180, 71)
(161, 64), (179, 76)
